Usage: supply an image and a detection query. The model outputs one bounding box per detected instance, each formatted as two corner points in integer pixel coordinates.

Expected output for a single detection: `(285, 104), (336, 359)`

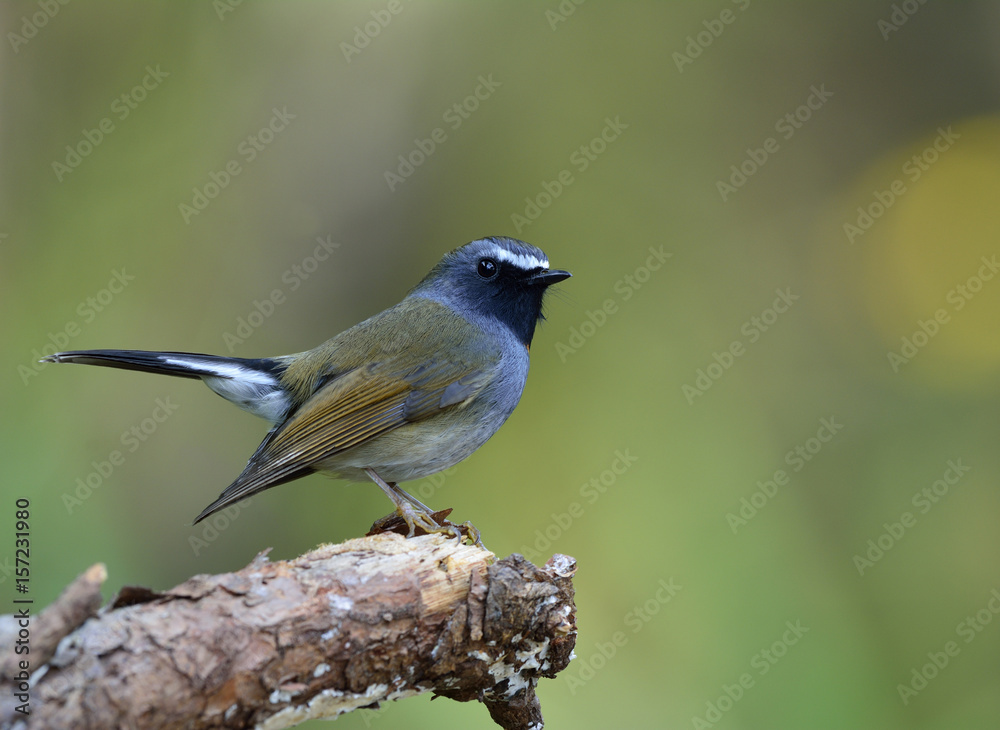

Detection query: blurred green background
(3, 2), (999, 728)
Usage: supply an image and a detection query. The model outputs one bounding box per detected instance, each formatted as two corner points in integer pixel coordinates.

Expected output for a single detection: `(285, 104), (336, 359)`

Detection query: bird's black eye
(477, 257), (499, 279)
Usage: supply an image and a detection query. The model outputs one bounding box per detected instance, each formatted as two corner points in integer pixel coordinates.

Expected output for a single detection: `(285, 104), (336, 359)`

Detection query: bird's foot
(454, 519), (482, 547)
(367, 507), (481, 546)
(363, 468), (481, 544)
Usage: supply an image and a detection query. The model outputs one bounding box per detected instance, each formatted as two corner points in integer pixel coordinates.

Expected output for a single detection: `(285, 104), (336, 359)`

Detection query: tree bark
(0, 534), (577, 730)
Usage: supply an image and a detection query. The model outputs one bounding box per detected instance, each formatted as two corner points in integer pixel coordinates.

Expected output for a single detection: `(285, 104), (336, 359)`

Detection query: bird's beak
(529, 269), (572, 285)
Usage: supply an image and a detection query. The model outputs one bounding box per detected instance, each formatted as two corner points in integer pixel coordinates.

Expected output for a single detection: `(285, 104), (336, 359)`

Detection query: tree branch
(1, 534), (577, 730)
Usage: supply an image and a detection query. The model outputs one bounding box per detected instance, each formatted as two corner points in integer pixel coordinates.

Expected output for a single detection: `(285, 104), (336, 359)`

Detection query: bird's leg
(391, 483), (434, 513)
(391, 481), (482, 545)
(364, 468), (461, 540)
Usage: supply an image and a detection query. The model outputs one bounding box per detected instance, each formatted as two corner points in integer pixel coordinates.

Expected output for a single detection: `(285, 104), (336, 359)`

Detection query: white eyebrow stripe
(488, 246), (549, 271)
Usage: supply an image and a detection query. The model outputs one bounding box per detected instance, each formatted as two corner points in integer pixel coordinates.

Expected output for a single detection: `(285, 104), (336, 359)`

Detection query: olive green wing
(193, 359), (491, 523)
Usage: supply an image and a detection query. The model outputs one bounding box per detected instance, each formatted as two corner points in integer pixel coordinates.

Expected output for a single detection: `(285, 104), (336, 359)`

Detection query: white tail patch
(162, 357), (277, 385)
(202, 376), (290, 424)
(162, 356), (288, 423)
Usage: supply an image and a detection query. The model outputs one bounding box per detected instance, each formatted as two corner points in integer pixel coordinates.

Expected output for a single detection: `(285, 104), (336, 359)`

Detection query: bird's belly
(313, 410), (504, 483)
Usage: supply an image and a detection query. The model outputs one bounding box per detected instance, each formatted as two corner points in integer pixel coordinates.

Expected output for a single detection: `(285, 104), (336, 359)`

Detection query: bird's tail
(42, 349), (291, 422)
(41, 349), (248, 378)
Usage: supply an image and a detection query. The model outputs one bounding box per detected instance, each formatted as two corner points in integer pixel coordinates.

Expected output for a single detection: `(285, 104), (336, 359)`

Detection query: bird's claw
(367, 506), (482, 546)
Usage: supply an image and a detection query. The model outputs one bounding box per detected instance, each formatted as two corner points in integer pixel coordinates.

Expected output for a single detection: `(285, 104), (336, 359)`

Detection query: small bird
(42, 237), (570, 540)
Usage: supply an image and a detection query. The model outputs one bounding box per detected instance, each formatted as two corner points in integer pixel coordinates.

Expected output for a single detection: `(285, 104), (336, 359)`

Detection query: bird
(41, 236), (571, 541)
